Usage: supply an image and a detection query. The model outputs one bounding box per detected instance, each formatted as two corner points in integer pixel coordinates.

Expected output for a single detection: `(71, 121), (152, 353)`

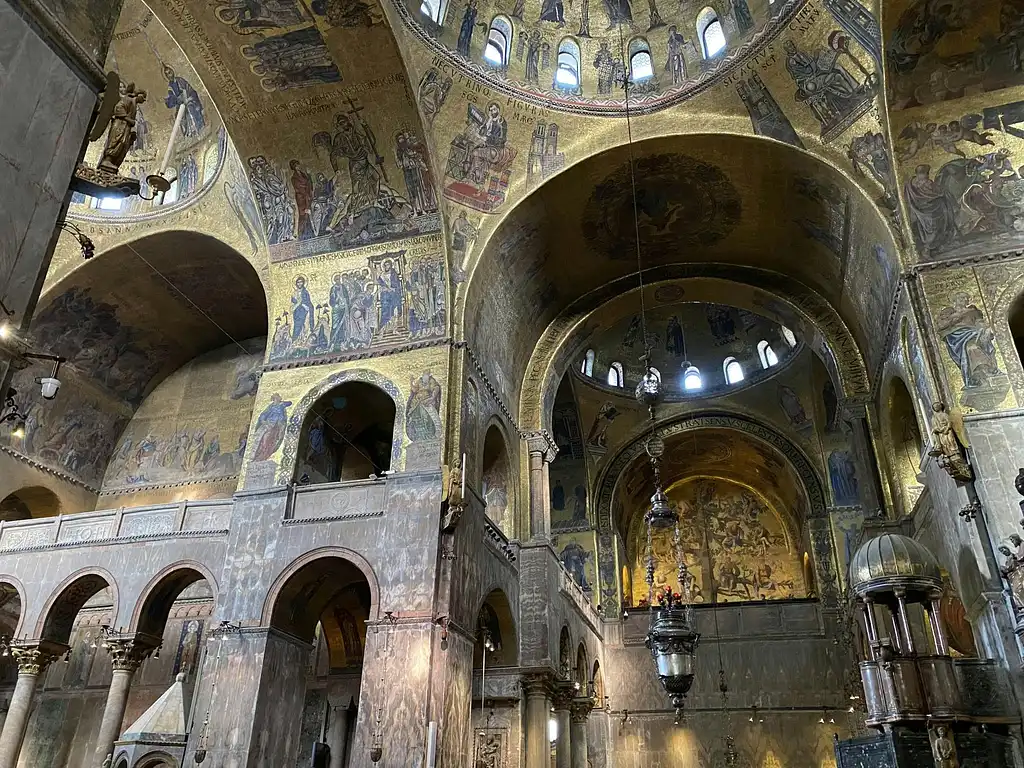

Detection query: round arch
(480, 418), (515, 537)
(0, 486), (61, 520)
(881, 372), (924, 516)
(11, 230), (269, 491)
(130, 560), (219, 638)
(276, 369), (405, 485)
(0, 576), (26, 638)
(474, 587), (518, 667)
(37, 568), (119, 645)
(593, 412), (828, 533)
(575, 642), (588, 687)
(557, 624), (572, 676)
(261, 547), (381, 631)
(461, 133), (897, 433)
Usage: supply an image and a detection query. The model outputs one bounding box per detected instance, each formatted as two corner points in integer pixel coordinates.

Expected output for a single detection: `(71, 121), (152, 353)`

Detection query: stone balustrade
(0, 499), (232, 552)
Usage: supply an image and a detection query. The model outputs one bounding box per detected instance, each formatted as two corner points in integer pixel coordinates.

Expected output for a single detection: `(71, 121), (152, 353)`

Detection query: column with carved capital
(523, 674), (553, 768)
(568, 698), (593, 768)
(526, 432), (558, 541)
(0, 646), (59, 768)
(93, 637), (156, 765)
(552, 686), (573, 768)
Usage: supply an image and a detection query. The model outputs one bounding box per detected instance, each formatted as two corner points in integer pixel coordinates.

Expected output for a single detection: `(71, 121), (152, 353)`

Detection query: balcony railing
(0, 499), (232, 552)
(559, 563), (600, 628)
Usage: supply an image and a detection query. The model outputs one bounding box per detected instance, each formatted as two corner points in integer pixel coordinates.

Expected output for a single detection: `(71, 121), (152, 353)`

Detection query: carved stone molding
(521, 672), (555, 698)
(524, 430), (558, 463)
(569, 697), (595, 723)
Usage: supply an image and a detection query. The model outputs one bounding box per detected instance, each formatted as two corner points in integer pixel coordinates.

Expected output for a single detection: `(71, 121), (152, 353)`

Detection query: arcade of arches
(3, 0), (1024, 766)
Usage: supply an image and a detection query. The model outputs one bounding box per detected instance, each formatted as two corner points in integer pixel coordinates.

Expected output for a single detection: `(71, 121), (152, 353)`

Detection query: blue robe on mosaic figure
(377, 262), (404, 330)
(291, 281), (316, 340)
(329, 278), (350, 349)
(164, 67), (206, 138)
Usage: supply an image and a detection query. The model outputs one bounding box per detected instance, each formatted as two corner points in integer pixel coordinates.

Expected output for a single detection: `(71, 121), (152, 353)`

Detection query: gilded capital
(106, 637), (158, 673)
(11, 646), (59, 676)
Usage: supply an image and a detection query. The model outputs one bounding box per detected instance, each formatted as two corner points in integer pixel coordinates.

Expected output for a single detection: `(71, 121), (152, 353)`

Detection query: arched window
(723, 358), (744, 385)
(580, 349), (595, 376)
(420, 0), (446, 23)
(484, 16), (512, 67)
(697, 7), (726, 58)
(607, 362), (624, 387)
(628, 38), (654, 81)
(649, 367), (661, 381)
(98, 196), (123, 211)
(781, 325), (797, 348)
(757, 340), (779, 369)
(555, 38), (581, 90)
(683, 365), (702, 391)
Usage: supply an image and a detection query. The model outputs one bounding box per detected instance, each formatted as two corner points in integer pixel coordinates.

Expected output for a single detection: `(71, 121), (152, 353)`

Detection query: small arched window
(697, 7), (726, 59)
(607, 362), (624, 387)
(649, 367), (661, 381)
(581, 349), (595, 376)
(420, 0), (446, 23)
(757, 340), (779, 369)
(628, 38), (654, 81)
(555, 38), (581, 89)
(781, 325), (797, 348)
(484, 16), (512, 67)
(724, 358), (744, 385)
(683, 365), (702, 391)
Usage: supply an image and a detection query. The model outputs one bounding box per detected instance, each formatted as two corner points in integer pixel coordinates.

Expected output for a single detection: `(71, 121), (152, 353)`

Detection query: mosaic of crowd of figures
(268, 243), (447, 365)
(626, 477), (807, 605)
(889, 0), (1024, 260)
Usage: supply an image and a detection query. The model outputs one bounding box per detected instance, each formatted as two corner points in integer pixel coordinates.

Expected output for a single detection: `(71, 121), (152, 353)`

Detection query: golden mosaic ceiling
(465, 132), (897, 407)
(392, 0), (798, 112)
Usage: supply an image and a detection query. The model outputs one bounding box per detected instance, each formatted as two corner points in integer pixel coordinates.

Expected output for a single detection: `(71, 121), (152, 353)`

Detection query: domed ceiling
(392, 0), (800, 113)
(577, 301), (798, 399)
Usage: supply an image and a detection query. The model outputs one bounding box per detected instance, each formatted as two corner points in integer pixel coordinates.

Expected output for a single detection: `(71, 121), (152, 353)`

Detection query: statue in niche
(928, 402), (972, 482)
(98, 83), (148, 174)
(441, 455), (465, 530)
(999, 534), (1024, 617)
(929, 724), (957, 768)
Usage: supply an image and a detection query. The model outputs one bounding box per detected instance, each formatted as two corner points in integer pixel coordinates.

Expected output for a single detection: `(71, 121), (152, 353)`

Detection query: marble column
(553, 688), (573, 768)
(0, 646), (58, 768)
(568, 699), (593, 768)
(523, 675), (553, 768)
(94, 638), (154, 765)
(525, 432), (558, 542)
(327, 700), (353, 768)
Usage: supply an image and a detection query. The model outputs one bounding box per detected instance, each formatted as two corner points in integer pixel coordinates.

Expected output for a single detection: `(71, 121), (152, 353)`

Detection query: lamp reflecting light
(10, 418), (25, 439)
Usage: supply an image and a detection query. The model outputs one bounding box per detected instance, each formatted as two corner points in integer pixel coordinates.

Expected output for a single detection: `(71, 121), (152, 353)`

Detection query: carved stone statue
(441, 455), (465, 531)
(928, 402), (972, 482)
(1000, 538), (1024, 618)
(930, 724), (957, 767)
(98, 83), (147, 174)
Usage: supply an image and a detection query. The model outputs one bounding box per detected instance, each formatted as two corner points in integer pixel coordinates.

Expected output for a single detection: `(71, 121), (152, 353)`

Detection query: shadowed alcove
(294, 381), (397, 483)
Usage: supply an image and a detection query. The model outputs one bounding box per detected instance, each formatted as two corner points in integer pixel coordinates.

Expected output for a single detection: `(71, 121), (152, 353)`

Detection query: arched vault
(461, 133), (899, 426)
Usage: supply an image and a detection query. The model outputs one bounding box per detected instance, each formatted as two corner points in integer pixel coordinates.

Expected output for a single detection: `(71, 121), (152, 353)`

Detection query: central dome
(393, 0), (801, 113)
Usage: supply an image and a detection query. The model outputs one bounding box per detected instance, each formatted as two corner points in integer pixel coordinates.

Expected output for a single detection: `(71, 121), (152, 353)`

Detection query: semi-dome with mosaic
(395, 0), (804, 112)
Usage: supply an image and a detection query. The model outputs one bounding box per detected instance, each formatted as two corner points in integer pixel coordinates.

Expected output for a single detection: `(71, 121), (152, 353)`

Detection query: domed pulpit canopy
(850, 533), (942, 601)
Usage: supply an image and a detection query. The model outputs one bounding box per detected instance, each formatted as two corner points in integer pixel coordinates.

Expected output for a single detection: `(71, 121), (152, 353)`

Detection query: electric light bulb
(0, 324), (9, 339)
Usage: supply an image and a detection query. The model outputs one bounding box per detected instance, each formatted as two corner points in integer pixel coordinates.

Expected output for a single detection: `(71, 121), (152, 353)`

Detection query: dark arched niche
(481, 424), (513, 536)
(886, 376), (924, 513)
(294, 381), (396, 483)
(475, 589), (517, 668)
